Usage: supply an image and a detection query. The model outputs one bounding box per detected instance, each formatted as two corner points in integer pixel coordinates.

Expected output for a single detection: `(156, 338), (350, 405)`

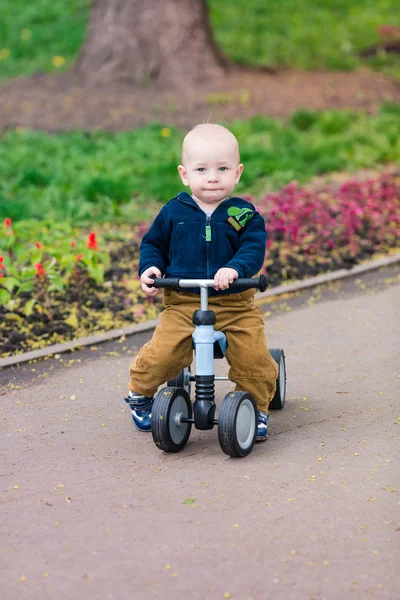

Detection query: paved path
(1, 267), (399, 600)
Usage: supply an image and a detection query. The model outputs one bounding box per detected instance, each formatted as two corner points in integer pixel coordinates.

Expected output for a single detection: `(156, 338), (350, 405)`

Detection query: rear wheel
(218, 391), (257, 457)
(152, 387), (192, 452)
(269, 348), (286, 410)
(168, 367), (191, 398)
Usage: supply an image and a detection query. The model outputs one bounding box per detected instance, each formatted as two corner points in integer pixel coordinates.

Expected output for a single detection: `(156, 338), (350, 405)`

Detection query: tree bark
(75, 0), (228, 87)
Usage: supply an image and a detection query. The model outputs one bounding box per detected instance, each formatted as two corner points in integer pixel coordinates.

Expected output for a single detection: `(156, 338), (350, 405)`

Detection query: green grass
(210, 0), (400, 77)
(1, 105), (399, 225)
(0, 0), (399, 80)
(0, 0), (89, 79)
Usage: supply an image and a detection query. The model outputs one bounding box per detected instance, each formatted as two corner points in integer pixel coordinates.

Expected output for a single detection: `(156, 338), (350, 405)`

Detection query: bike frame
(150, 275), (268, 430)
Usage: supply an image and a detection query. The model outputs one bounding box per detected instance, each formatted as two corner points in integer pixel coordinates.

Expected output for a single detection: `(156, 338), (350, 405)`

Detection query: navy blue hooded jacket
(139, 192), (267, 293)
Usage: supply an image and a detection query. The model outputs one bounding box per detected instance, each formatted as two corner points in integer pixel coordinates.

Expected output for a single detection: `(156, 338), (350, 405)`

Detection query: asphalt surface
(1, 265), (399, 600)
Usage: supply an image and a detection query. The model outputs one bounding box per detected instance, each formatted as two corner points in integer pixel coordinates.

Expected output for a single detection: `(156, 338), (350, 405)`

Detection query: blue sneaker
(124, 391), (154, 432)
(256, 411), (269, 441)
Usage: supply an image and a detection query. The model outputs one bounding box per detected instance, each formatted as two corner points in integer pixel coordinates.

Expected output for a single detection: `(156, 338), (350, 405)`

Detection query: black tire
(269, 348), (286, 410)
(218, 391), (257, 457)
(167, 367), (191, 397)
(152, 387), (192, 452)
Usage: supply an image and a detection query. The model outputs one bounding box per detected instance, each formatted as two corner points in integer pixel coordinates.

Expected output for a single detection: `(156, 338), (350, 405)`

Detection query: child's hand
(140, 267), (162, 296)
(214, 267), (239, 290)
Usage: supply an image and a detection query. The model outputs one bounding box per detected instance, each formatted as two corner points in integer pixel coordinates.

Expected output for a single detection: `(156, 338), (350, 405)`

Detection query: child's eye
(219, 167), (227, 172)
(197, 167), (206, 172)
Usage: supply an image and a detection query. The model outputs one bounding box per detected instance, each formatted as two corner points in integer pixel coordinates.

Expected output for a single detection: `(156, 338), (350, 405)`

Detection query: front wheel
(269, 348), (286, 410)
(218, 391), (257, 457)
(152, 387), (192, 453)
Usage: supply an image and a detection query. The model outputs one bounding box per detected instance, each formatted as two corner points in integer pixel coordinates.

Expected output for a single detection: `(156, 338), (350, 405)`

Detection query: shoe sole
(132, 421), (152, 432)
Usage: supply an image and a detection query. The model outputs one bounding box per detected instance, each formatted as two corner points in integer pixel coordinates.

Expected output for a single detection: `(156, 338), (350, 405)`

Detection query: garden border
(1, 252), (399, 369)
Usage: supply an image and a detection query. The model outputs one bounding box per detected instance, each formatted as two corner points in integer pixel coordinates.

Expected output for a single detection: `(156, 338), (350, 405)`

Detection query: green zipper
(205, 215), (212, 242)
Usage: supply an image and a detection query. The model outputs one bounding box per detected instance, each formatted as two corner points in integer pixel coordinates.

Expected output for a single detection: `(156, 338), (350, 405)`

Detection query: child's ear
(235, 163), (244, 183)
(178, 165), (189, 186)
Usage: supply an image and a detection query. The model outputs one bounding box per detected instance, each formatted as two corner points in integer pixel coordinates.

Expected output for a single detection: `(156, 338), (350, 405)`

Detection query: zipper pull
(205, 215), (212, 242)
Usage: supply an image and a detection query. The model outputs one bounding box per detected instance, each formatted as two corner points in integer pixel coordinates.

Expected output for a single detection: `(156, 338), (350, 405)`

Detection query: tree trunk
(75, 0), (227, 87)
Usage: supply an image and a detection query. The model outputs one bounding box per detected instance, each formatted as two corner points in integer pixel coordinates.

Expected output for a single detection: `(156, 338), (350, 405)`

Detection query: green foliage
(229, 106), (400, 194)
(0, 219), (110, 313)
(1, 108), (399, 224)
(0, 124), (181, 224)
(19, 169), (51, 188)
(0, 0), (399, 79)
(83, 177), (134, 203)
(290, 111), (319, 132)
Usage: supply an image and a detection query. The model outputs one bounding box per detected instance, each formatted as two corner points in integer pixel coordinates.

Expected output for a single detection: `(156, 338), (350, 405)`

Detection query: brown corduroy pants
(129, 289), (278, 412)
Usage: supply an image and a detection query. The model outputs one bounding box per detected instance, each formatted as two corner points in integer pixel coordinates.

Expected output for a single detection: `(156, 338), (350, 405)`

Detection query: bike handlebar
(149, 274), (269, 292)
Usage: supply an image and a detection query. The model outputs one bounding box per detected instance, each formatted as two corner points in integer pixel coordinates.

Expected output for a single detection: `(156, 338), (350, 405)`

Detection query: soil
(0, 66), (399, 132)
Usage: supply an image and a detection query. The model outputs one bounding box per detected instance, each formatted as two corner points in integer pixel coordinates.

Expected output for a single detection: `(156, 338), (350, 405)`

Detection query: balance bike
(149, 275), (286, 458)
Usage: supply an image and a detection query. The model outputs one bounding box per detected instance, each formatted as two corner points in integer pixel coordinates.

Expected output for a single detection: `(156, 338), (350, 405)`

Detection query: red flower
(4, 218), (12, 228)
(76, 253), (83, 262)
(71, 240), (76, 248)
(34, 263), (46, 278)
(35, 242), (44, 249)
(0, 273), (3, 279)
(87, 232), (98, 250)
(0, 255), (4, 263)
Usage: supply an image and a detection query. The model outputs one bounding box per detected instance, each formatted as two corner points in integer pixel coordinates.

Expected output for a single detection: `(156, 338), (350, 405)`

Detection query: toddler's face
(178, 133), (243, 206)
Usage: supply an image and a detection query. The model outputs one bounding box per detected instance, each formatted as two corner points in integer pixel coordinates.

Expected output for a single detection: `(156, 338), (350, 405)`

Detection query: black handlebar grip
(148, 276), (181, 288)
(228, 274), (268, 292)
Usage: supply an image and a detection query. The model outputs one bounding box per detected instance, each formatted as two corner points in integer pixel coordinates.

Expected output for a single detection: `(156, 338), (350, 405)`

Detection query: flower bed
(258, 169), (400, 285)
(1, 170), (399, 358)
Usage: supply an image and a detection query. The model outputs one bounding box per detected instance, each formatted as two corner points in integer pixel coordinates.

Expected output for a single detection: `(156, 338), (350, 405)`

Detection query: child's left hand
(214, 267), (239, 290)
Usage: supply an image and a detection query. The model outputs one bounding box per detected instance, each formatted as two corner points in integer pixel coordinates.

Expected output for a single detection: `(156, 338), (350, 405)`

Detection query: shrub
(257, 170), (400, 284)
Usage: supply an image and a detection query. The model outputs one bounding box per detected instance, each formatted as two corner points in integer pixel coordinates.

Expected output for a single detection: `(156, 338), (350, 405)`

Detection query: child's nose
(207, 170), (218, 182)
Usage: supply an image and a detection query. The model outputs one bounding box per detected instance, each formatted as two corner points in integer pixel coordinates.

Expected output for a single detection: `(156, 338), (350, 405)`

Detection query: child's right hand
(140, 267), (162, 296)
